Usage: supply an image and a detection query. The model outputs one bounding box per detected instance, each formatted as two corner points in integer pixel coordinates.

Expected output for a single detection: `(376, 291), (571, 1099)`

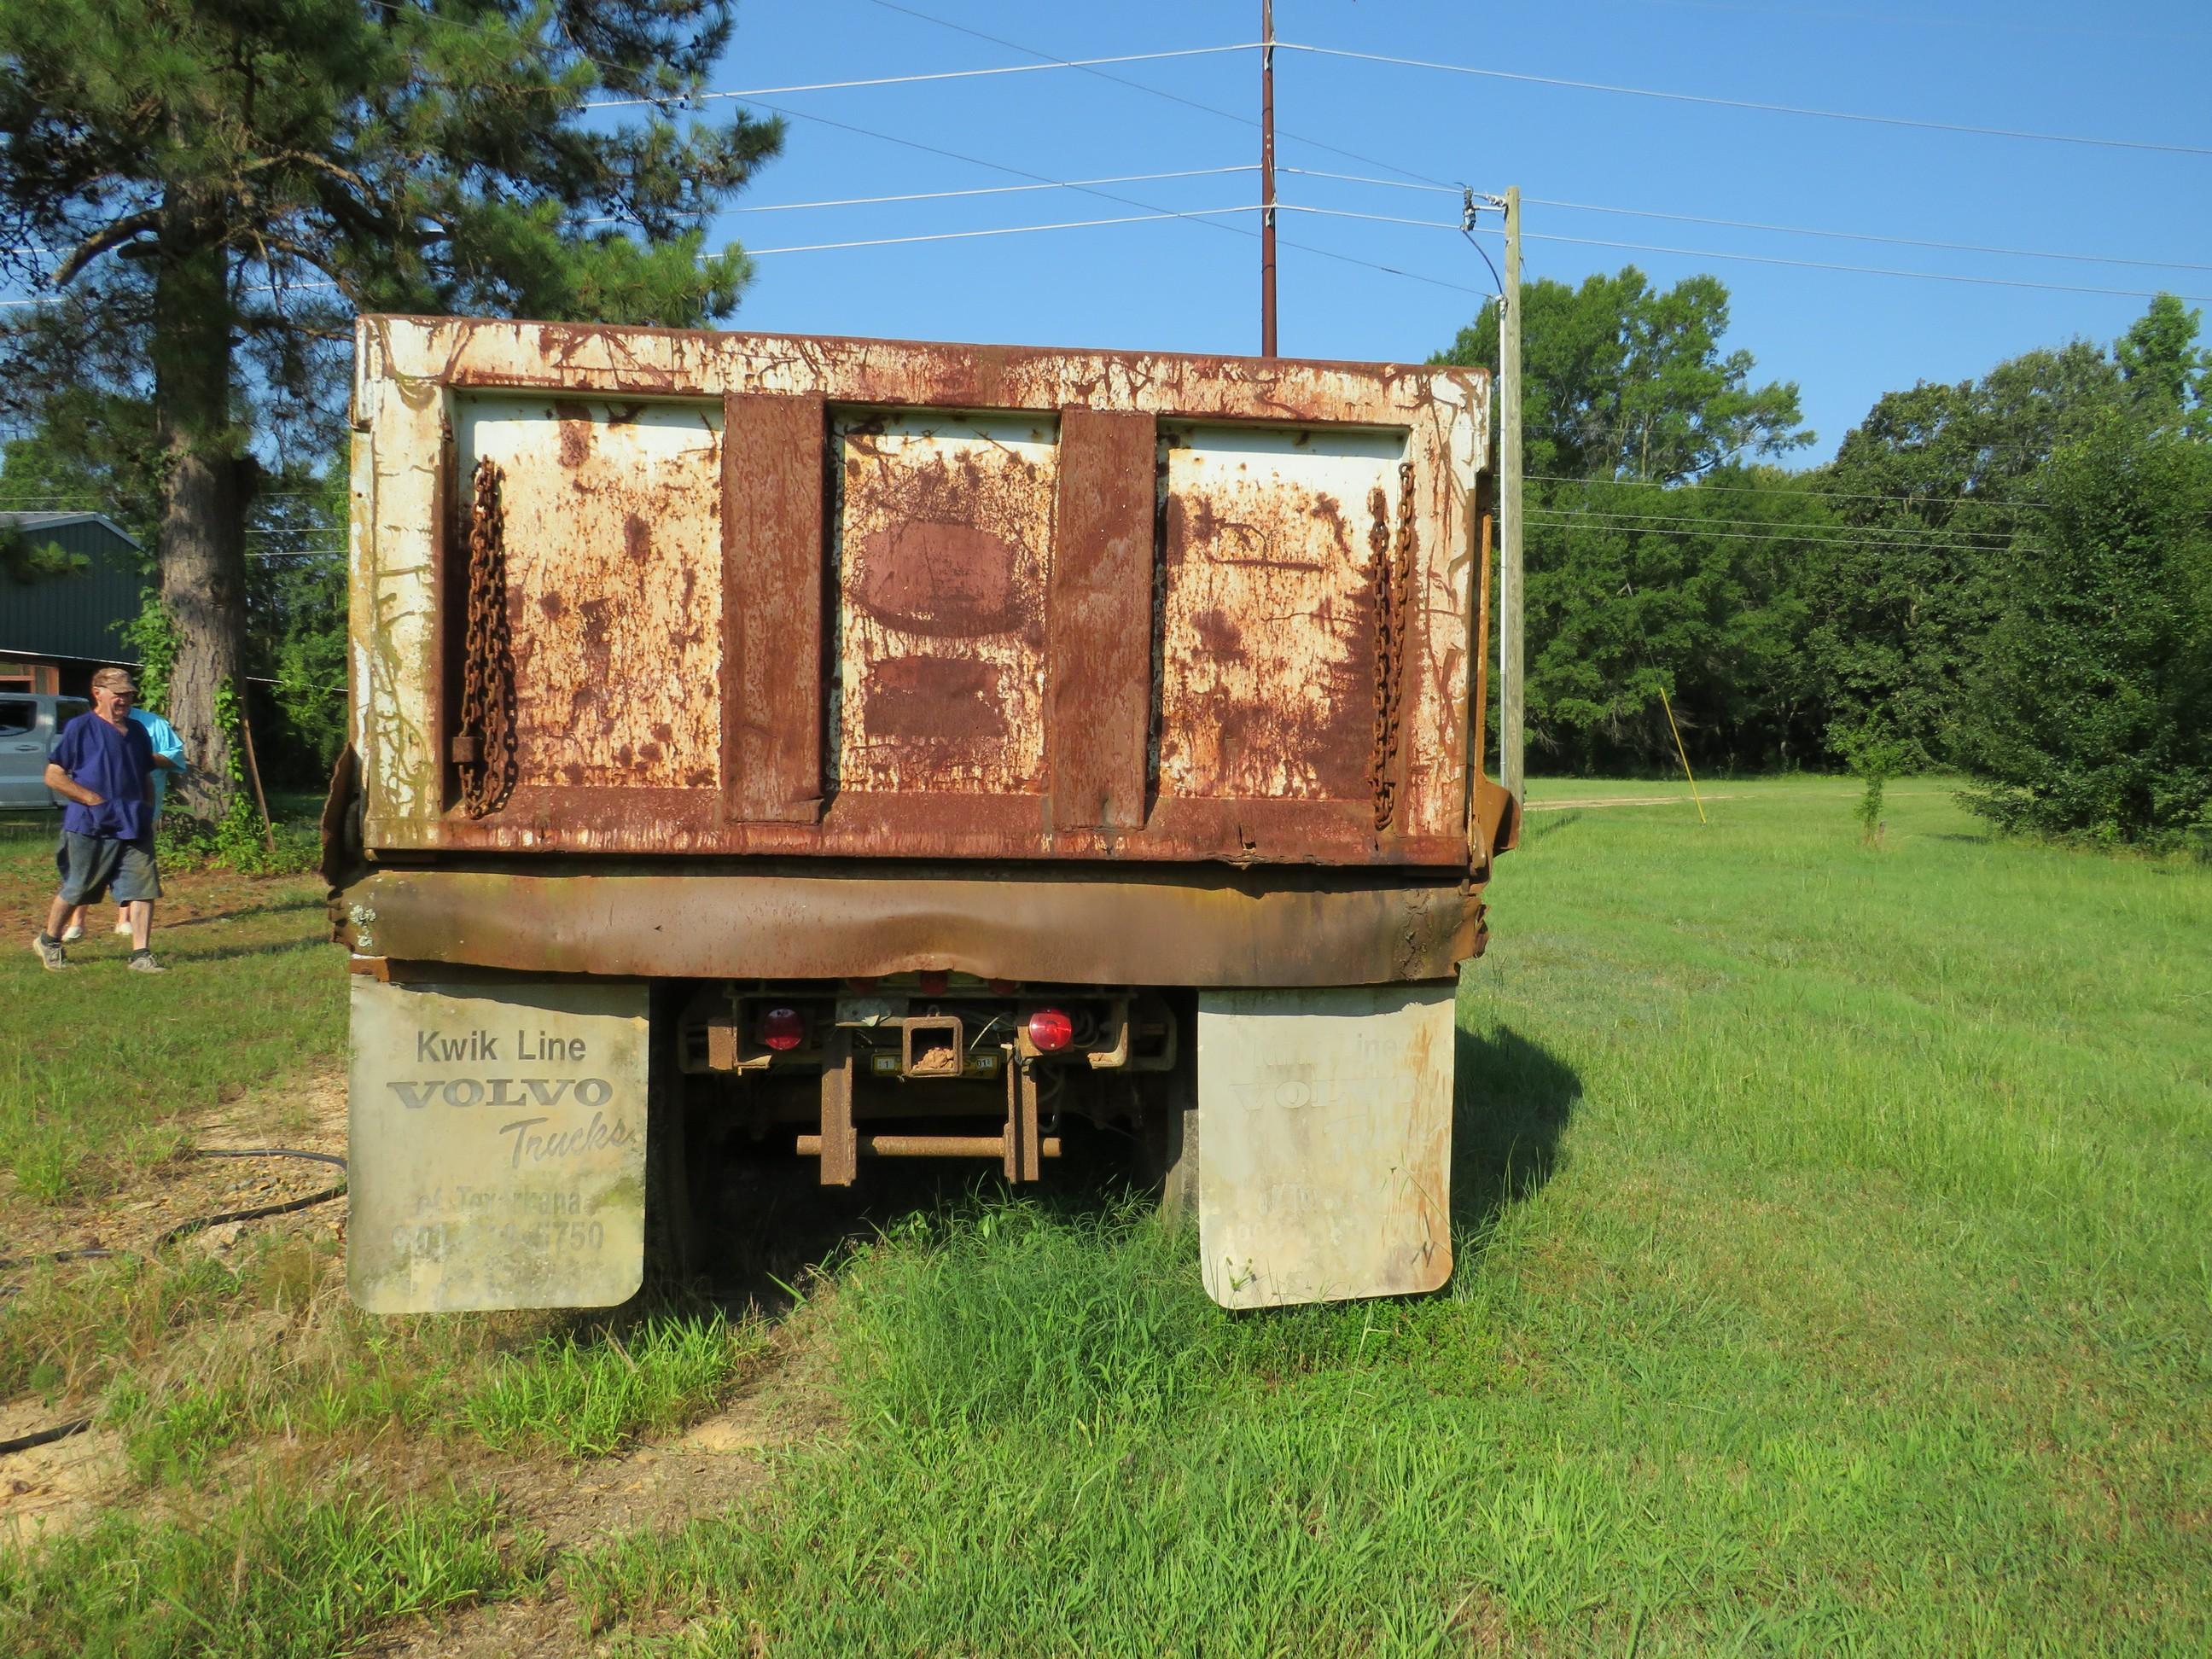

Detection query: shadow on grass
(157, 898), (325, 930)
(1521, 809), (1583, 845)
(665, 1026), (1584, 1318)
(1451, 1023), (1581, 1242)
(161, 938), (328, 964)
(674, 1118), (1152, 1317)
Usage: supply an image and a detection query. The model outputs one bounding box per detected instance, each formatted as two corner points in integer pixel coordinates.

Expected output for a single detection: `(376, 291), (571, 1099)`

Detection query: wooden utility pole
(1499, 184), (1525, 797)
(1260, 0), (1277, 356)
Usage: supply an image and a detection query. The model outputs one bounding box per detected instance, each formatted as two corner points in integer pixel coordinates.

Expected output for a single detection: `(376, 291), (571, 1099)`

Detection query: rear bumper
(335, 863), (1486, 988)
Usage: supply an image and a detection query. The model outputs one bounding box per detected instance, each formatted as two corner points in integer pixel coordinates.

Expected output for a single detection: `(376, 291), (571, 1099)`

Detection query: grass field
(2, 779), (2208, 1655)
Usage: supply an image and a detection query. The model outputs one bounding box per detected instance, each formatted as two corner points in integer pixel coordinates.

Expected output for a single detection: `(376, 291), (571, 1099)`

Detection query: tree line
(3, 6), (2204, 852)
(1436, 272), (2212, 848)
(1, 0), (783, 826)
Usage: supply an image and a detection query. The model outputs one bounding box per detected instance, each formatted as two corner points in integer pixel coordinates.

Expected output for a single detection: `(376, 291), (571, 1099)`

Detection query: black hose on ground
(151, 1148), (348, 1249)
(0, 1147), (348, 1459)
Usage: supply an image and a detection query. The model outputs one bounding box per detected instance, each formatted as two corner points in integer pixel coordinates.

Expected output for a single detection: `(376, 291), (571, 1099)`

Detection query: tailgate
(352, 319), (1487, 868)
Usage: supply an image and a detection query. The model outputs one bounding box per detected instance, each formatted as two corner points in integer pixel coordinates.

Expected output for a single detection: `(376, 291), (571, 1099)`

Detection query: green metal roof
(0, 513), (147, 664)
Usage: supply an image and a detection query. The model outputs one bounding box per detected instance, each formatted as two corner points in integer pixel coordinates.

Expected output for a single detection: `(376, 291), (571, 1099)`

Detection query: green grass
(573, 777), (2212, 1656)
(8, 1239), (763, 1482)
(5, 776), (2209, 1654)
(461, 1315), (765, 1459)
(0, 1483), (544, 1658)
(0, 835), (341, 1201)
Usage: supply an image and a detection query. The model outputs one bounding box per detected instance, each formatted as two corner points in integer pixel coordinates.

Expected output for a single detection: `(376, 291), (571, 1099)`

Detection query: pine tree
(0, 1), (782, 812)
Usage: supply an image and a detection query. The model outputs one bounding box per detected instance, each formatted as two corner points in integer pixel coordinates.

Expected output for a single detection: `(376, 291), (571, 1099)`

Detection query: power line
(1282, 169), (2212, 276)
(1530, 506), (2020, 545)
(1279, 168), (1459, 195)
(723, 93), (1487, 296)
(750, 206), (1261, 256)
(1529, 473), (2053, 510)
(719, 166), (1258, 214)
(856, 0), (1458, 189)
(1607, 0), (2207, 46)
(1284, 204), (2212, 301)
(1521, 196), (2212, 276)
(1525, 511), (2036, 554)
(1277, 41), (2212, 158)
(585, 44), (1260, 109)
(1510, 226), (2212, 303)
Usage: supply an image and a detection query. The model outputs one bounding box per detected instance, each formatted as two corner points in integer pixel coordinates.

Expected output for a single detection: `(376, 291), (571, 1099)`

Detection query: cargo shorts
(55, 831), (161, 906)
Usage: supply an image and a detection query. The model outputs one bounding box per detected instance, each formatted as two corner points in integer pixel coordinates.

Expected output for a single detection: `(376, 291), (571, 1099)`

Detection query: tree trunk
(152, 189), (250, 824)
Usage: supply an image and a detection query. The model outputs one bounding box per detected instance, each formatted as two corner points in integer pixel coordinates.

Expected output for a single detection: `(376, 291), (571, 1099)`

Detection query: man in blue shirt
(60, 702), (187, 944)
(32, 666), (168, 973)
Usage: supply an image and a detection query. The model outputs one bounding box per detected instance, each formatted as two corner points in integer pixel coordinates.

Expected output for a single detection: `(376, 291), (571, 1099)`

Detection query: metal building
(0, 512), (145, 694)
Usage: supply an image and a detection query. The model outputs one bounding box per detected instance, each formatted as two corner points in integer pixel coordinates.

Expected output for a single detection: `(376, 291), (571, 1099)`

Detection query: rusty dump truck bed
(338, 317), (1509, 1312)
(335, 317), (1507, 987)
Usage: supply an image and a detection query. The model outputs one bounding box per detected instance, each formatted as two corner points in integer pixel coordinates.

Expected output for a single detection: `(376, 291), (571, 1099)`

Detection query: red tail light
(1026, 1008), (1074, 1053)
(760, 1006), (806, 1052)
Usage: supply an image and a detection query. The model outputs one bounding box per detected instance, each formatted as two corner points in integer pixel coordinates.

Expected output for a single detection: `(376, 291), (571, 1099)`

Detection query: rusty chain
(1367, 460), (1417, 831)
(455, 457), (517, 818)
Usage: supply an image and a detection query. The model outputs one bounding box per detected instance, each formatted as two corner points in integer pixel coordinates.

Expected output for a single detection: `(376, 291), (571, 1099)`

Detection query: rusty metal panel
(1196, 982), (1455, 1308)
(723, 392), (826, 822)
(340, 866), (1486, 987)
(351, 332), (445, 827)
(834, 410), (1057, 798)
(455, 395), (723, 791)
(1046, 408), (1155, 832)
(1401, 379), (1488, 844)
(1157, 424), (1398, 806)
(353, 317), (1491, 870)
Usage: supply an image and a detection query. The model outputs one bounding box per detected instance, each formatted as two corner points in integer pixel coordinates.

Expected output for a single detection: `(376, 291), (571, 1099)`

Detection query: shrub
(1957, 416), (2212, 849)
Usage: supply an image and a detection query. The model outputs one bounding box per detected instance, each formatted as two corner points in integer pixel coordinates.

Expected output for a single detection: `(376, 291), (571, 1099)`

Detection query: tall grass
(0, 840), (341, 1201)
(578, 780), (2212, 1656)
(0, 1484), (542, 1658)
(463, 1315), (762, 1458)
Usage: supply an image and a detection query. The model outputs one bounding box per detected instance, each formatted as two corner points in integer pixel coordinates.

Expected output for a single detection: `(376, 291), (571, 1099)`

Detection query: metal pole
(1260, 0), (1277, 356)
(1499, 185), (1525, 798)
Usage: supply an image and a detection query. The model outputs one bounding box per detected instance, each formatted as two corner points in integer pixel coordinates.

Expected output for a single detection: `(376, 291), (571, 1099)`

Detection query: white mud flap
(1196, 982), (1455, 1308)
(348, 976), (649, 1313)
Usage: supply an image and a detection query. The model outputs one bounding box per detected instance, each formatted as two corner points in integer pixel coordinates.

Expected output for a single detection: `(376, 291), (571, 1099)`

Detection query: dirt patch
(360, 1592), (597, 1659)
(486, 1318), (843, 1554)
(0, 1406), (124, 1548)
(0, 1069), (348, 1270)
(0, 852), (323, 949)
(370, 1325), (846, 1659)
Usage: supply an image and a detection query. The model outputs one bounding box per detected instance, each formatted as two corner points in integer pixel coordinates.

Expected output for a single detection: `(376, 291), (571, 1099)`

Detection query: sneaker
(126, 949), (167, 974)
(31, 934), (68, 971)
(61, 923), (84, 943)
(113, 915), (133, 937)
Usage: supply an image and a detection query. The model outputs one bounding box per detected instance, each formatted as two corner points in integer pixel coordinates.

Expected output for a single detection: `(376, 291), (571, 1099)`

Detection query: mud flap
(1196, 982), (1455, 1308)
(347, 976), (649, 1313)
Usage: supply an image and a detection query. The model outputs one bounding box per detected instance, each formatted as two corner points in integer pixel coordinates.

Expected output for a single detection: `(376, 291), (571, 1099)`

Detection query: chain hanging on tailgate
(453, 457), (518, 818)
(1367, 460), (1417, 831)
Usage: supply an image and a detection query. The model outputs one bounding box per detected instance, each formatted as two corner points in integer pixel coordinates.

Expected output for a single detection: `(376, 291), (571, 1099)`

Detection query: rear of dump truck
(326, 316), (1516, 1315)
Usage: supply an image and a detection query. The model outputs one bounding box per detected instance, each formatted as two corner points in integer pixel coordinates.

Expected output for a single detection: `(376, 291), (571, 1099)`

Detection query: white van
(0, 692), (90, 809)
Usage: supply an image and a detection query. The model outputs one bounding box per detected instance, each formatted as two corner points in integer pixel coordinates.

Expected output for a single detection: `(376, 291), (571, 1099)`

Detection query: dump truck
(323, 314), (1515, 1315)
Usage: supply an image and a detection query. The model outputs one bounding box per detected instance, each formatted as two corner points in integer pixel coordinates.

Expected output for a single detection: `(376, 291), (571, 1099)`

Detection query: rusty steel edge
(334, 865), (1487, 988)
(354, 314), (1492, 420)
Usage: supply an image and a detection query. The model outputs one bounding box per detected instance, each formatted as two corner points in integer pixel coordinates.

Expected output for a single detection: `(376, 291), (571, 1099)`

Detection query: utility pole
(1260, 0), (1277, 356)
(1499, 185), (1525, 798)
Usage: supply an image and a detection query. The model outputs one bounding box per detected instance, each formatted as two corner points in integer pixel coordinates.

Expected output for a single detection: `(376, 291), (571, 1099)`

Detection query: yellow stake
(1658, 686), (1707, 824)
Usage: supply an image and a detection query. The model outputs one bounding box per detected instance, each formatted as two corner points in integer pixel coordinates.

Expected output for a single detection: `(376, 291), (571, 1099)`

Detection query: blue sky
(702, 0), (2210, 465)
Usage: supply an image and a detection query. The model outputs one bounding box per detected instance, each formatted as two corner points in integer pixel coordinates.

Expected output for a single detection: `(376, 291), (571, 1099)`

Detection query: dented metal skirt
(336, 863), (1486, 987)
